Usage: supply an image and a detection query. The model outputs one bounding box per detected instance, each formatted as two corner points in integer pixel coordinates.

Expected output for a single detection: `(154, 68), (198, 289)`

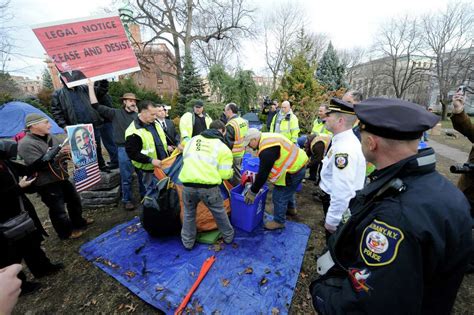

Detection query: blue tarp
(0, 101), (64, 138)
(80, 217), (310, 314)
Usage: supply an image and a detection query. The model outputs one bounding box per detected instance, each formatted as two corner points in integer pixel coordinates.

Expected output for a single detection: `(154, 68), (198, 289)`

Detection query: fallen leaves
(271, 307), (280, 315)
(244, 267), (253, 274)
(117, 303), (137, 313)
(155, 286), (164, 292)
(125, 271), (136, 279)
(95, 257), (119, 269)
(221, 278), (230, 287)
(260, 277), (268, 286)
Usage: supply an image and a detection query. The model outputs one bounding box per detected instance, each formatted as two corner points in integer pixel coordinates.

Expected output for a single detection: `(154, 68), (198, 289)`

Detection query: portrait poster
(66, 124), (97, 168)
(32, 14), (140, 88)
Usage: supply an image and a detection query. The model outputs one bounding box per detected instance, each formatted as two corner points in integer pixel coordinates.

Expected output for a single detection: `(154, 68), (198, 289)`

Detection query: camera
(457, 85), (474, 95)
(450, 163), (474, 174)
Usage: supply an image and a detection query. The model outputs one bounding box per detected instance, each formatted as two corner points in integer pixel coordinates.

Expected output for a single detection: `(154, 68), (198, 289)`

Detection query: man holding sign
(18, 114), (93, 240)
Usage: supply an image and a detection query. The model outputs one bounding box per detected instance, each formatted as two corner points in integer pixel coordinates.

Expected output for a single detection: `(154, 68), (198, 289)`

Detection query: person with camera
(451, 90), (474, 209)
(17, 114), (93, 240)
(0, 140), (63, 296)
(451, 89), (474, 274)
(310, 98), (472, 314)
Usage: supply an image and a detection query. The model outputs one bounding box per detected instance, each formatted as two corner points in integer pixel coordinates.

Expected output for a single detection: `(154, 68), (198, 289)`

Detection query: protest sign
(66, 124), (101, 191)
(32, 14), (140, 88)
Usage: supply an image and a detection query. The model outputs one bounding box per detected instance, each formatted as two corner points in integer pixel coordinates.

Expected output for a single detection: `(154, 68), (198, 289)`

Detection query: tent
(0, 101), (64, 138)
(242, 112), (262, 130)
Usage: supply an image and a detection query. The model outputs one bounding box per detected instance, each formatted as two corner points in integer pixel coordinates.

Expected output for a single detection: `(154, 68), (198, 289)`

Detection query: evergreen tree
(316, 42), (346, 91)
(227, 69), (257, 113)
(277, 52), (325, 133)
(42, 68), (53, 90)
(178, 55), (204, 116)
(208, 64), (232, 103)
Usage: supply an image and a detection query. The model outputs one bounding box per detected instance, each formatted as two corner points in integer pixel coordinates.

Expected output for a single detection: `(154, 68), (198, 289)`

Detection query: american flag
(73, 162), (101, 192)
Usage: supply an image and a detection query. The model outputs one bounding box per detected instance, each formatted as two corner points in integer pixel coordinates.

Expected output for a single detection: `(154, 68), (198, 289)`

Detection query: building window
(156, 69), (163, 84)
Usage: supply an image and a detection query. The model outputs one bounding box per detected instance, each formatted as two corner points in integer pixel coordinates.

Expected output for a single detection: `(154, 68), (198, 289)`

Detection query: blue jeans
(101, 122), (118, 166)
(118, 147), (145, 202)
(272, 166), (306, 224)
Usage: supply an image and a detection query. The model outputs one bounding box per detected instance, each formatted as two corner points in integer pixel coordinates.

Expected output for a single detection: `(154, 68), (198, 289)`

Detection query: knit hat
(25, 113), (49, 128)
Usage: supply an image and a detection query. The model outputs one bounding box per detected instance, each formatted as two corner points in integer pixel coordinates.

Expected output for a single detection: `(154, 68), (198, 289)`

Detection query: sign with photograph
(32, 14), (140, 88)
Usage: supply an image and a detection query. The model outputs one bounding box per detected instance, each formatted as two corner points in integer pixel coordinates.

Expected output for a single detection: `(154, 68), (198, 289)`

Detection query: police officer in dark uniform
(310, 98), (472, 314)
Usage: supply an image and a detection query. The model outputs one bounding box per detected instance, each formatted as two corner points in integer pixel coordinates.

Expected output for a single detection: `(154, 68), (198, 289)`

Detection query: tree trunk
(440, 99), (449, 121)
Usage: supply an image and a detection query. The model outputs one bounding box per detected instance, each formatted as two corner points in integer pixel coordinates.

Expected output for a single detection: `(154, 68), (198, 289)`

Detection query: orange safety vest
(226, 116), (248, 158)
(257, 133), (308, 186)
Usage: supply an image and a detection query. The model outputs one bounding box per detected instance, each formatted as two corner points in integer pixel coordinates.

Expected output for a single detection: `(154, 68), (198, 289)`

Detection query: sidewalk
(428, 139), (469, 163)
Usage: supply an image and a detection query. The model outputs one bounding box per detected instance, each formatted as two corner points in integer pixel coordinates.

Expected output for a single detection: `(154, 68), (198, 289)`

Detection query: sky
(4, 0), (454, 79)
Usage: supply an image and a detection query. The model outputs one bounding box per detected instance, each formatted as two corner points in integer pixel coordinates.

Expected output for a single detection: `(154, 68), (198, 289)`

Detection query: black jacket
(310, 148), (472, 315)
(0, 160), (47, 237)
(51, 83), (107, 128)
(92, 103), (138, 146)
(157, 118), (180, 147)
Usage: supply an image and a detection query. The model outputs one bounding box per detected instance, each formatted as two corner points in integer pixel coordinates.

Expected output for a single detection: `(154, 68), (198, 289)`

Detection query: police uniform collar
(332, 129), (354, 141)
(368, 148), (436, 187)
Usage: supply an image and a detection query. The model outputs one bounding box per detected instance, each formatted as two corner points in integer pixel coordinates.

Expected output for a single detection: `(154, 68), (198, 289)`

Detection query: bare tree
(375, 15), (429, 99)
(0, 0), (13, 73)
(193, 34), (240, 71)
(289, 28), (329, 67)
(339, 47), (366, 84)
(263, 1), (306, 93)
(130, 0), (255, 78)
(421, 2), (474, 119)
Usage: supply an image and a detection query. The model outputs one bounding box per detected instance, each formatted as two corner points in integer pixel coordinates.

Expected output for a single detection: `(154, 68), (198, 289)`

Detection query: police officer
(125, 101), (168, 195)
(223, 102), (249, 186)
(269, 100), (300, 143)
(179, 120), (234, 249)
(179, 100), (212, 145)
(318, 98), (366, 236)
(243, 128), (308, 229)
(310, 98), (472, 314)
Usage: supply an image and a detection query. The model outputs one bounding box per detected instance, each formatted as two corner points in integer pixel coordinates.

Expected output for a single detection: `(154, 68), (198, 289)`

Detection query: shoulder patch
(360, 219), (404, 266)
(335, 153), (348, 169)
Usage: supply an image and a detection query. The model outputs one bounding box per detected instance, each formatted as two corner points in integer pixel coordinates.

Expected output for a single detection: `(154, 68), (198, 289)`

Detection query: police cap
(354, 97), (440, 140)
(327, 98), (355, 115)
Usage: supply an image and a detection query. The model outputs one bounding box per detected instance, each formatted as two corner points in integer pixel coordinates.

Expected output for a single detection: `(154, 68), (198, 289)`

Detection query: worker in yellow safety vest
(125, 101), (168, 195)
(270, 100), (300, 143)
(179, 100), (212, 145)
(178, 120), (235, 249)
(223, 102), (249, 186)
(242, 129), (308, 230)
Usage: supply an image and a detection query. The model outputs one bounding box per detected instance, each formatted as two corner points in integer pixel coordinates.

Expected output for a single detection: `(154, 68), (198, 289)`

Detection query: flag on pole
(73, 162), (101, 192)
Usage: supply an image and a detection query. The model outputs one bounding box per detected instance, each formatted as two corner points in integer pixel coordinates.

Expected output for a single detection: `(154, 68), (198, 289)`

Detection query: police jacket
(310, 148), (472, 315)
(451, 110), (474, 208)
(320, 129), (366, 227)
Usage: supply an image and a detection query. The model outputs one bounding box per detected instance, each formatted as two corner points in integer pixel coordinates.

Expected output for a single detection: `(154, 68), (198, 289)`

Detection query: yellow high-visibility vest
(226, 116), (249, 158)
(125, 120), (168, 171)
(179, 135), (233, 185)
(258, 133), (308, 186)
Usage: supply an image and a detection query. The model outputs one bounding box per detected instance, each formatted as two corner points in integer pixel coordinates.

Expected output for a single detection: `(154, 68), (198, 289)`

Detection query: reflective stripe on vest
(258, 133), (304, 184)
(227, 116), (248, 157)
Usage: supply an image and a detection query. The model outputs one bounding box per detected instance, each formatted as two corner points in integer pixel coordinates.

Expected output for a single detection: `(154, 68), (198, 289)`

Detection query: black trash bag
(141, 177), (181, 237)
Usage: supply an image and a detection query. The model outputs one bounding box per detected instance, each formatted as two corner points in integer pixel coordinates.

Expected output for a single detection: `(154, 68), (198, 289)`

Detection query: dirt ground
(14, 134), (473, 314)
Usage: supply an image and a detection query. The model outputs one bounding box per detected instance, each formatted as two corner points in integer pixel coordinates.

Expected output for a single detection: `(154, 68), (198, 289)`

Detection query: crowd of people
(0, 73), (472, 314)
